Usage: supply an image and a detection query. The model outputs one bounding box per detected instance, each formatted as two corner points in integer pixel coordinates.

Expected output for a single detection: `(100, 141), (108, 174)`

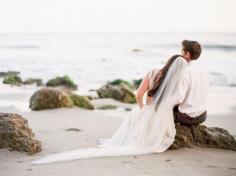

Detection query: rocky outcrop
(3, 73), (22, 86)
(0, 113), (41, 154)
(23, 78), (43, 86)
(29, 88), (73, 110)
(29, 88), (95, 110)
(169, 124), (236, 151)
(46, 75), (78, 90)
(96, 84), (136, 104)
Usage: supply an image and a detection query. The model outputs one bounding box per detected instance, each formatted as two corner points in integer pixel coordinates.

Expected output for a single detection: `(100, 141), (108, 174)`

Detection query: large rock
(0, 113), (41, 154)
(96, 84), (136, 104)
(3, 73), (22, 86)
(46, 75), (78, 90)
(169, 124), (236, 151)
(29, 88), (73, 110)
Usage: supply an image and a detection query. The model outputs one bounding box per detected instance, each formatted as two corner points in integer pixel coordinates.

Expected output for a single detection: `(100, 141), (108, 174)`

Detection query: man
(174, 40), (208, 125)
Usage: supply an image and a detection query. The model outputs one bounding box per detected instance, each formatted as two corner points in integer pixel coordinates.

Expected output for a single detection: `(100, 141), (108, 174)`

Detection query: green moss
(3, 74), (22, 86)
(70, 94), (94, 110)
(46, 75), (78, 90)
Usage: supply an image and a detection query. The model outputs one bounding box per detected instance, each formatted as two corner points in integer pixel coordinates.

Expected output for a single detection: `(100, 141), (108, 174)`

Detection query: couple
(33, 40), (208, 165)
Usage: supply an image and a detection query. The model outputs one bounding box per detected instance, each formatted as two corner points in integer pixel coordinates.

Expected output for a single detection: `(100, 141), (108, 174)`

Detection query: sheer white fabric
(32, 57), (188, 165)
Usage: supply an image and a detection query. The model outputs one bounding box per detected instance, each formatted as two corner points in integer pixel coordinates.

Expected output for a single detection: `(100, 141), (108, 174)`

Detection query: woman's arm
(135, 72), (150, 108)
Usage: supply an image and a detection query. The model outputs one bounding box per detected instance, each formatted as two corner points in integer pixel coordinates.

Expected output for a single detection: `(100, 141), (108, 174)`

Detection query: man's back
(177, 59), (209, 117)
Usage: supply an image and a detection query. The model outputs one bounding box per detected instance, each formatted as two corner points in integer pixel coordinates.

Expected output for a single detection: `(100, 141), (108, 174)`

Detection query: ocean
(0, 32), (236, 91)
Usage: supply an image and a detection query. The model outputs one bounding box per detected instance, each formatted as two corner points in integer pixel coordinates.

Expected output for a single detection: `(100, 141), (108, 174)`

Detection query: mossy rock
(23, 78), (43, 86)
(97, 84), (136, 104)
(3, 74), (22, 86)
(108, 79), (134, 90)
(69, 94), (94, 110)
(169, 124), (236, 151)
(29, 88), (73, 110)
(46, 75), (78, 90)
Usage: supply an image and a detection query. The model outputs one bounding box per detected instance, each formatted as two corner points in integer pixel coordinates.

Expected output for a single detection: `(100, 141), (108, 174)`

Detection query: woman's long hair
(147, 54), (183, 97)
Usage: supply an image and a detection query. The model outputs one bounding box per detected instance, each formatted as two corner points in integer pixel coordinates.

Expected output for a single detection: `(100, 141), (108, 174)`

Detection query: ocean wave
(147, 44), (236, 51)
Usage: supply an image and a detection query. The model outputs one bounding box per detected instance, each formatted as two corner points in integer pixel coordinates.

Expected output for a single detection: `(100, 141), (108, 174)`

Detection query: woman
(32, 54), (188, 165)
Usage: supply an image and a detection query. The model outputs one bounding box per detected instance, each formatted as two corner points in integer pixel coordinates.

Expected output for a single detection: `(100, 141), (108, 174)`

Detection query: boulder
(169, 124), (236, 151)
(29, 88), (73, 110)
(69, 94), (94, 110)
(46, 75), (78, 90)
(96, 84), (136, 104)
(0, 113), (41, 154)
(23, 78), (43, 86)
(3, 74), (22, 86)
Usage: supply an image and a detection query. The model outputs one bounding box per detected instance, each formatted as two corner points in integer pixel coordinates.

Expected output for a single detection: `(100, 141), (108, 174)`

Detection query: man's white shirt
(176, 58), (209, 117)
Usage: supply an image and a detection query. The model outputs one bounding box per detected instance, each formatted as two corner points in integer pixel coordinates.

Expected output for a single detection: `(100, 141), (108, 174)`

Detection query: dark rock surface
(169, 124), (236, 151)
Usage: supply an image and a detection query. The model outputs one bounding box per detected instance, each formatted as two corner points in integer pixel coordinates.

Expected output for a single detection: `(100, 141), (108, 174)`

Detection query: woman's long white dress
(32, 57), (188, 165)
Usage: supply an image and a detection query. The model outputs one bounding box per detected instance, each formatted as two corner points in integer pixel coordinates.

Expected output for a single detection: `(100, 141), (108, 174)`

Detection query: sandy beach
(0, 0), (236, 174)
(0, 84), (236, 176)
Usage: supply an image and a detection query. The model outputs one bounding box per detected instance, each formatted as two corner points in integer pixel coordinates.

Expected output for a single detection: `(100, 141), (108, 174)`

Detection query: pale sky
(0, 0), (235, 33)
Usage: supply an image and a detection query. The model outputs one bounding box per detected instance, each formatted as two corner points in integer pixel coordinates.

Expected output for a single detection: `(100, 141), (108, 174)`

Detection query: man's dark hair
(182, 40), (202, 60)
